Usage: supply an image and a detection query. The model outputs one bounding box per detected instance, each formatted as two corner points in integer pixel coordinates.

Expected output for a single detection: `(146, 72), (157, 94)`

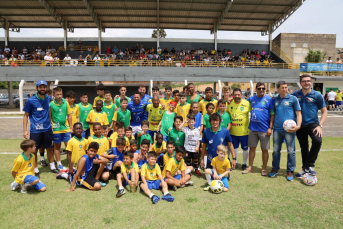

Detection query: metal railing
(271, 41), (293, 64)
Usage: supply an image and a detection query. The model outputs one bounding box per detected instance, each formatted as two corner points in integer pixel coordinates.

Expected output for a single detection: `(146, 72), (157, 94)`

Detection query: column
(7, 82), (15, 109)
(214, 31), (218, 51)
(4, 20), (9, 46)
(268, 24), (272, 55)
(157, 29), (160, 49)
(98, 28), (102, 54)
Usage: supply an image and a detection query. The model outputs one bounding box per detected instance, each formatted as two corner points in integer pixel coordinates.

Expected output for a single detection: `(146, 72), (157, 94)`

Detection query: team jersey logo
(275, 101), (279, 106)
(95, 118), (98, 121)
(284, 101), (289, 105)
(150, 173), (154, 177)
(159, 110), (162, 114)
(307, 98), (314, 102)
(79, 145), (82, 148)
(85, 110), (88, 113)
(220, 137), (224, 143)
(240, 106), (244, 111)
(99, 143), (102, 146)
(28, 163), (32, 167)
(262, 101), (266, 105)
(298, 96), (301, 101)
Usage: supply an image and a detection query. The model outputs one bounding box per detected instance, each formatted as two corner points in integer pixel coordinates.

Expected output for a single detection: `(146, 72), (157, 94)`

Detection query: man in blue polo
(23, 80), (60, 177)
(269, 80), (302, 181)
(128, 91), (149, 137)
(201, 113), (236, 171)
(130, 85), (151, 103)
(293, 74), (327, 177)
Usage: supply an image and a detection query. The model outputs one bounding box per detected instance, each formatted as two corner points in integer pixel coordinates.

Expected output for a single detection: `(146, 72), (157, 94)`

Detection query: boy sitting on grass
(102, 137), (126, 178)
(204, 145), (231, 192)
(67, 142), (108, 191)
(116, 152), (139, 197)
(163, 140), (175, 170)
(11, 140), (47, 194)
(140, 151), (175, 204)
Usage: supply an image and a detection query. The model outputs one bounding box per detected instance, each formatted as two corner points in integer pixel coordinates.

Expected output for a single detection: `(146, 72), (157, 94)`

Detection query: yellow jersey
(93, 95), (105, 108)
(67, 103), (80, 128)
(151, 142), (167, 154)
(160, 97), (174, 110)
(12, 153), (35, 184)
(86, 110), (109, 137)
(163, 151), (175, 166)
(87, 135), (109, 156)
(199, 98), (218, 116)
(146, 104), (164, 131)
(141, 163), (162, 181)
(66, 136), (88, 167)
(120, 162), (139, 174)
(226, 99), (251, 136)
(336, 92), (342, 102)
(176, 103), (191, 126)
(109, 132), (130, 148)
(211, 156), (231, 176)
(162, 157), (185, 178)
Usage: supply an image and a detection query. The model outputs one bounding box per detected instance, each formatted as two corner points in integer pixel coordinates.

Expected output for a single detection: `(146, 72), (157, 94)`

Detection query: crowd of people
(12, 75), (327, 203)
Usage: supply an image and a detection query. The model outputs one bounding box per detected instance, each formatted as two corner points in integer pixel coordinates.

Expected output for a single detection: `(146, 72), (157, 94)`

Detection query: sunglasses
(257, 88), (266, 90)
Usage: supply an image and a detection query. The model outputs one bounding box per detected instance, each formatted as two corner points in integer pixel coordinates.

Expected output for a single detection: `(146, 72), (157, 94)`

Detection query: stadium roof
(0, 0), (304, 34)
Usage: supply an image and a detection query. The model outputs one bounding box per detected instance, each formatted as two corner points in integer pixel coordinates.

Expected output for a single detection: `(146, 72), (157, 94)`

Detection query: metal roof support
(157, 0), (160, 49)
(3, 20), (9, 46)
(268, 24), (272, 55)
(63, 20), (67, 48)
(98, 28), (102, 55)
(83, 0), (103, 30)
(211, 0), (233, 34)
(214, 31), (217, 51)
(38, 0), (67, 28)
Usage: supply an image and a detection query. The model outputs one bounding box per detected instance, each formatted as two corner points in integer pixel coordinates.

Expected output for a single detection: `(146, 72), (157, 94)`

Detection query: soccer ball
(210, 180), (224, 194)
(283, 119), (296, 132)
(303, 173), (317, 186)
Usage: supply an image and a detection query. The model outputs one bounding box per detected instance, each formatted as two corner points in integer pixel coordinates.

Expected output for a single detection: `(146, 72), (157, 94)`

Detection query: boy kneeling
(116, 152), (139, 197)
(140, 151), (174, 204)
(67, 142), (108, 191)
(11, 140), (46, 194)
(204, 145), (230, 192)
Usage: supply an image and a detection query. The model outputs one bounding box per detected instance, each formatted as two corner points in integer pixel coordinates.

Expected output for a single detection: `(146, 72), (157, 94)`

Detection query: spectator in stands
(78, 55), (84, 66)
(106, 46), (111, 55)
(255, 50), (261, 60)
(53, 53), (59, 66)
(33, 53), (39, 61)
(210, 48), (216, 55)
(326, 57), (333, 76)
(103, 54), (109, 67)
(94, 54), (100, 66)
(336, 58), (342, 76)
(87, 47), (92, 51)
(157, 46), (161, 54)
(85, 54), (92, 66)
(140, 45), (145, 53)
(112, 46), (119, 54)
(9, 54), (16, 61)
(77, 40), (83, 47)
(36, 46), (42, 56)
(69, 42), (75, 51)
(0, 52), (4, 60)
(4, 46), (10, 54)
(22, 47), (28, 55)
(18, 53), (25, 61)
(51, 46), (56, 53)
(0, 46), (2, 52)
(163, 47), (169, 55)
(217, 48), (222, 54)
(44, 53), (53, 67)
(46, 46), (51, 53)
(63, 54), (71, 66)
(150, 46), (155, 54)
(261, 49), (266, 56)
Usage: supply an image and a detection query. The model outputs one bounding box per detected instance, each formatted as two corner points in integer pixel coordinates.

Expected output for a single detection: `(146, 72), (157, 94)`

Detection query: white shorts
(131, 125), (142, 136)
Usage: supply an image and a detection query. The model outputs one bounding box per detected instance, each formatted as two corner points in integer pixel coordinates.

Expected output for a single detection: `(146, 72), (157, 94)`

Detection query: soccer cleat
(56, 172), (66, 179)
(162, 194), (175, 202)
(185, 180), (194, 186)
(171, 186), (177, 191)
(116, 189), (125, 197)
(242, 164), (247, 171)
(50, 169), (60, 174)
(40, 160), (48, 167)
(203, 184), (210, 191)
(286, 172), (294, 181)
(151, 195), (160, 204)
(308, 167), (316, 176)
(60, 150), (66, 155)
(35, 172), (40, 178)
(98, 181), (107, 187)
(21, 185), (27, 194)
(268, 170), (278, 177)
(57, 164), (65, 170)
(194, 169), (202, 176)
(11, 181), (19, 191)
(295, 169), (309, 178)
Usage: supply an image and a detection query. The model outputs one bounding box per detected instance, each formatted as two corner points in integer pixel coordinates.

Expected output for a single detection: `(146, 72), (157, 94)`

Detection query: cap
(36, 80), (47, 87)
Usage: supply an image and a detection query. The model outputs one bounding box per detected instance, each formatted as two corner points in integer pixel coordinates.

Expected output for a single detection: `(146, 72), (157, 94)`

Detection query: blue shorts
(53, 132), (71, 144)
(231, 135), (249, 150)
(163, 135), (168, 142)
(24, 175), (46, 190)
(336, 101), (342, 106)
(82, 129), (90, 138)
(147, 130), (157, 139)
(123, 173), (131, 187)
(164, 174), (181, 181)
(30, 130), (54, 149)
(140, 180), (161, 191)
(157, 153), (164, 166)
(210, 169), (229, 188)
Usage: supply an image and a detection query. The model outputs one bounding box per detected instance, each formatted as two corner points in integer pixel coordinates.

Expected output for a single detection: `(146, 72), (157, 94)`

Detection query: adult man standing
(244, 88), (251, 99)
(327, 88), (336, 110)
(130, 85), (151, 104)
(128, 91), (149, 136)
(293, 74), (327, 177)
(242, 82), (274, 176)
(23, 80), (60, 177)
(269, 81), (302, 181)
(226, 88), (251, 170)
(187, 83), (203, 103)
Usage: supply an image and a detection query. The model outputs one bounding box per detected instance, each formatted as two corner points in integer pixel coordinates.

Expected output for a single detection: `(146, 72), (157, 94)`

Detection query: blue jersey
(292, 89), (325, 126)
(127, 100), (149, 126)
(106, 147), (124, 170)
(194, 112), (203, 130)
(202, 127), (232, 162)
(274, 94), (301, 131)
(79, 154), (99, 180)
(23, 94), (52, 133)
(248, 95), (275, 132)
(130, 94), (151, 103)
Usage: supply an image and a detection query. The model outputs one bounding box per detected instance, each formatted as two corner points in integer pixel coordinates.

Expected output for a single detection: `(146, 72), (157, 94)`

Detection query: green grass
(1, 138), (343, 228)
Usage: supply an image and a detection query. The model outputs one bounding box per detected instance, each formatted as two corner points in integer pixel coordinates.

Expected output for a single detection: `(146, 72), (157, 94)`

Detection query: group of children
(12, 83), (234, 203)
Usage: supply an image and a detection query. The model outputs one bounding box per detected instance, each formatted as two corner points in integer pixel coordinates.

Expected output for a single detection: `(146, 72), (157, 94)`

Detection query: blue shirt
(194, 112), (203, 130)
(248, 95), (275, 132)
(79, 154), (99, 180)
(292, 89), (325, 126)
(130, 94), (151, 104)
(202, 127), (232, 162)
(127, 100), (149, 126)
(274, 94), (301, 131)
(23, 94), (52, 133)
(106, 147), (124, 170)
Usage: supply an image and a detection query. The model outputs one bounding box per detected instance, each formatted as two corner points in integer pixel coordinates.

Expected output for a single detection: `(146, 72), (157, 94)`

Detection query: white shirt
(64, 56), (71, 61)
(326, 59), (333, 63)
(182, 126), (201, 152)
(328, 91), (337, 101)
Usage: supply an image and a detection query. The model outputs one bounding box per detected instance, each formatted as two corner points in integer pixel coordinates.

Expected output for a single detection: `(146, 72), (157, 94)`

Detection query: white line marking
(0, 117), (22, 118)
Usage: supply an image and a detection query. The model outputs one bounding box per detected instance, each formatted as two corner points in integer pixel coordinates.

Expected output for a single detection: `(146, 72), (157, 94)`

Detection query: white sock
(34, 167), (39, 173)
(205, 174), (212, 185)
(149, 193), (154, 198)
(61, 173), (68, 179)
(40, 155), (45, 161)
(243, 150), (249, 165)
(57, 161), (62, 166)
(119, 186), (124, 190)
(164, 192), (169, 196)
(234, 148), (238, 158)
(24, 182), (33, 187)
(204, 156), (207, 168)
(186, 169), (191, 174)
(50, 162), (56, 170)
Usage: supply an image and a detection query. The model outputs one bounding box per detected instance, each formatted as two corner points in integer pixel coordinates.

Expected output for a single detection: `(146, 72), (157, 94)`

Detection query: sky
(0, 0), (342, 47)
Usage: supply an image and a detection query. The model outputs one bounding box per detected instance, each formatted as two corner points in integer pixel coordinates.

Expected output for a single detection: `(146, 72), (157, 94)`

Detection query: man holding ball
(268, 81), (302, 181)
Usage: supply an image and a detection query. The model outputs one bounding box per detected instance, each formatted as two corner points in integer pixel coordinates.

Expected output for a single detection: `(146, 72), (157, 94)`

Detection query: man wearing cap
(23, 80), (60, 177)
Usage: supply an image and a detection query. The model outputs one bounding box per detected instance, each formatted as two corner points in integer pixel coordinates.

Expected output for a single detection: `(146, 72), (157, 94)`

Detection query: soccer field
(1, 138), (343, 228)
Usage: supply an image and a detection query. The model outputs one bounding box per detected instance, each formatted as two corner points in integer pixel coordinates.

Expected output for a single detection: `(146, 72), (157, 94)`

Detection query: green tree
(151, 29), (167, 38)
(305, 48), (327, 63)
(0, 82), (20, 89)
(231, 83), (241, 89)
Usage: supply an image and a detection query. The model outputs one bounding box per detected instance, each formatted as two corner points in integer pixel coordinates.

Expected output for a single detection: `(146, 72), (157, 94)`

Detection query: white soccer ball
(303, 173), (317, 186)
(283, 119), (296, 132)
(210, 180), (224, 194)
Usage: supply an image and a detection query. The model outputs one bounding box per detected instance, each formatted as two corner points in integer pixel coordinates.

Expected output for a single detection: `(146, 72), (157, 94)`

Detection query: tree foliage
(151, 29), (167, 38)
(0, 82), (19, 89)
(305, 48), (327, 63)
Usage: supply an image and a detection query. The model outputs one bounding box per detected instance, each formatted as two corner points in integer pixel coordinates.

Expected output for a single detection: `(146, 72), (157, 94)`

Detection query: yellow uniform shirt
(67, 103), (80, 128)
(211, 156), (231, 177)
(110, 133), (130, 148)
(120, 162), (139, 174)
(162, 157), (185, 178)
(336, 92), (342, 102)
(263, 59), (269, 65)
(12, 153), (35, 184)
(86, 110), (109, 137)
(176, 103), (191, 126)
(141, 163), (162, 181)
(199, 98), (218, 116)
(93, 95), (105, 108)
(163, 152), (175, 166)
(160, 97), (174, 110)
(66, 136), (88, 167)
(87, 135), (109, 156)
(146, 104), (164, 131)
(226, 99), (251, 136)
(151, 142), (167, 154)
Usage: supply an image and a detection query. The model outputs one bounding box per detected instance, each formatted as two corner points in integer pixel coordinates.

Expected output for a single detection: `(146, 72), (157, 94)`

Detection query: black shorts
(112, 166), (121, 178)
(30, 130), (54, 149)
(81, 164), (100, 190)
(328, 101), (335, 105)
(186, 151), (199, 160)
